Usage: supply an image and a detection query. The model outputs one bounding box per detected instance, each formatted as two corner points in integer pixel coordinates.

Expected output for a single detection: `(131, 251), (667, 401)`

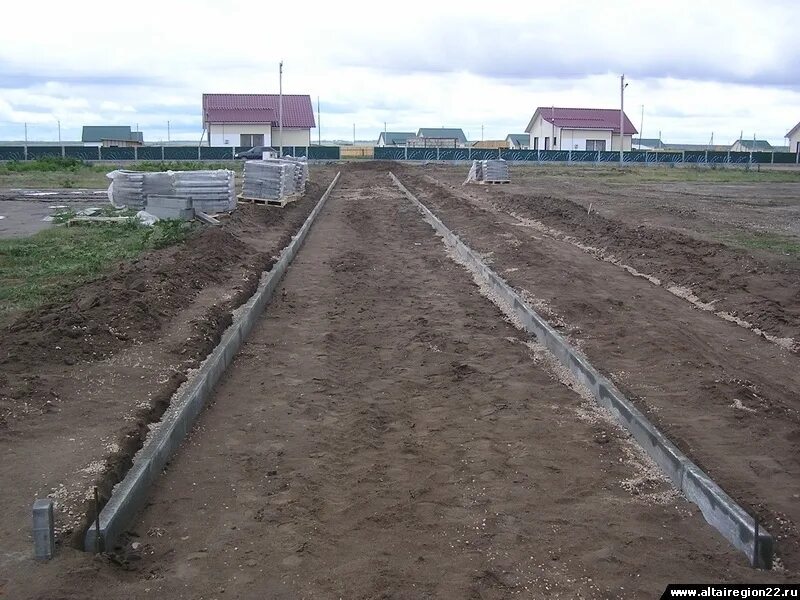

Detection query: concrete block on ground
(32, 499), (55, 560)
(146, 195), (193, 210)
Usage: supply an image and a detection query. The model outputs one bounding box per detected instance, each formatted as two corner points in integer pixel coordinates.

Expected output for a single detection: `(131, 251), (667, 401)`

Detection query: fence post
(197, 146), (201, 160)
(23, 144), (28, 161)
(771, 152), (774, 164)
(134, 146), (138, 161)
(705, 150), (708, 164)
(231, 146), (235, 160)
(468, 146), (471, 160)
(404, 146), (408, 161)
(61, 145), (65, 159)
(436, 146), (440, 161)
(161, 146), (165, 161)
(727, 150), (731, 164)
(681, 151), (685, 164)
(98, 146), (102, 161)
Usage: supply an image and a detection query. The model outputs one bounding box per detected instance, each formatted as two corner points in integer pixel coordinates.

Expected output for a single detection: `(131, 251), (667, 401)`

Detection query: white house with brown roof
(525, 107), (637, 151)
(787, 121), (800, 154)
(202, 94), (315, 147)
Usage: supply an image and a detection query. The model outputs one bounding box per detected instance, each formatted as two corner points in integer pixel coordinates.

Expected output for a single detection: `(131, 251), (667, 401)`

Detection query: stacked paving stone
(107, 169), (236, 214)
(242, 159), (305, 201)
(465, 159), (510, 183)
(282, 156), (309, 194)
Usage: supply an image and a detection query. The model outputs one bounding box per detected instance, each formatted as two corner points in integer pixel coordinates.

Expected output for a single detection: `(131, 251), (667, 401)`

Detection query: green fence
(0, 145), (341, 162)
(373, 146), (799, 164)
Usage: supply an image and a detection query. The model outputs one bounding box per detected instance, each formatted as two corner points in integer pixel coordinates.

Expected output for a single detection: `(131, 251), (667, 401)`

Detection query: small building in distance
(472, 140), (507, 149)
(525, 107), (637, 151)
(377, 132), (414, 147)
(202, 93), (315, 147)
(506, 134), (529, 149)
(787, 122), (800, 154)
(407, 127), (468, 148)
(82, 126), (144, 147)
(730, 139), (773, 153)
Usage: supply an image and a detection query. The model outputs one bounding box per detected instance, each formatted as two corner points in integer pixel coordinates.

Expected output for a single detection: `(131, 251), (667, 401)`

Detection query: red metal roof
(529, 107), (638, 135)
(202, 94), (316, 128)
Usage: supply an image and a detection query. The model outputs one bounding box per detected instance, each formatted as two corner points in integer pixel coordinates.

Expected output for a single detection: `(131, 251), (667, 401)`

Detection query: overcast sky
(1, 0), (798, 145)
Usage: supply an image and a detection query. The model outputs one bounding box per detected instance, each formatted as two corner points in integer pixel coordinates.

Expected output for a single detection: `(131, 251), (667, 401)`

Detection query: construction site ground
(1, 163), (797, 598)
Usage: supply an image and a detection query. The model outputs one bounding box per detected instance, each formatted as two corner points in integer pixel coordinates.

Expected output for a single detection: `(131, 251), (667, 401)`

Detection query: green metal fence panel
(728, 152), (751, 164)
(63, 146), (100, 160)
(163, 146), (199, 160)
(568, 151), (595, 162)
(751, 151), (772, 163)
(626, 152), (647, 163)
(500, 149), (536, 161)
(100, 147), (135, 161)
(707, 151), (729, 163)
(656, 152), (683, 163)
(27, 146), (63, 159)
(374, 147), (404, 160)
(598, 151), (619, 162)
(308, 146), (340, 160)
(406, 148), (437, 160)
(439, 148), (470, 160)
(200, 146), (234, 160)
(773, 152), (798, 164)
(135, 147), (161, 161)
(0, 146), (25, 160)
(683, 151), (707, 163)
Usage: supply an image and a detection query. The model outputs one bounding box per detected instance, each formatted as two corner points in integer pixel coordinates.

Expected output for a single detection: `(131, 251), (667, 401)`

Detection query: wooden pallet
(478, 180), (510, 185)
(237, 194), (298, 207)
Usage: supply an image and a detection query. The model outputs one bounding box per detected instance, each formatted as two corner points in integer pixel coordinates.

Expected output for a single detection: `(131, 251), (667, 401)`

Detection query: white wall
(208, 123), (272, 147)
(527, 114), (560, 150)
(273, 127), (311, 147)
(791, 132), (800, 154)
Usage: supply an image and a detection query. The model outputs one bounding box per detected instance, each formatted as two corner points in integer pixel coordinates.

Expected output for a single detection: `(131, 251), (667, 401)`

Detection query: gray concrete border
(389, 171), (774, 569)
(84, 171), (341, 553)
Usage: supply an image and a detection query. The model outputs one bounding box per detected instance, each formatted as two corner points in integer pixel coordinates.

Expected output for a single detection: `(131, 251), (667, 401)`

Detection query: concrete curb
(84, 172), (342, 552)
(389, 172), (773, 569)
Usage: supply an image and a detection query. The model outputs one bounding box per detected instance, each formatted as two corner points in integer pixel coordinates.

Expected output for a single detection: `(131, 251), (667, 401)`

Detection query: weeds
(0, 219), (196, 319)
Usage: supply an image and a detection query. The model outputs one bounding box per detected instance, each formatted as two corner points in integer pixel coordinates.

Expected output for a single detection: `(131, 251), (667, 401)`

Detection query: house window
(586, 139), (606, 151)
(553, 137), (557, 149)
(240, 133), (264, 147)
(544, 137), (550, 150)
(533, 137), (538, 150)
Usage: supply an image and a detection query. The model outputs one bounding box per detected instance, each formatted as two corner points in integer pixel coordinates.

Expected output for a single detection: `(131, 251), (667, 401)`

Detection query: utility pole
(481, 124), (484, 141)
(167, 120), (171, 143)
(24, 122), (28, 145)
(639, 105), (643, 150)
(278, 61), (284, 156)
(317, 96), (321, 146)
(619, 74), (628, 165)
(353, 123), (356, 146)
(57, 120), (61, 145)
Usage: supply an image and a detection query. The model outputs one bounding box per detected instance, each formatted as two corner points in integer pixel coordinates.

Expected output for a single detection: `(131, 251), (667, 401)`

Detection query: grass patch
(0, 219), (195, 319)
(727, 232), (800, 256)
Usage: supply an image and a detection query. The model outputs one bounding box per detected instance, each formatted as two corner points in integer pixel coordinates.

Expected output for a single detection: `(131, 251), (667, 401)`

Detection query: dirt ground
(2, 163), (798, 598)
(0, 166), (337, 585)
(6, 165), (790, 600)
(395, 164), (800, 571)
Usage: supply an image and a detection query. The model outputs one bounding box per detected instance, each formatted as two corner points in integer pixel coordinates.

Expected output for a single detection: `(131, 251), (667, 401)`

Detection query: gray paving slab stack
(465, 159), (509, 183)
(242, 159), (304, 201)
(107, 169), (236, 214)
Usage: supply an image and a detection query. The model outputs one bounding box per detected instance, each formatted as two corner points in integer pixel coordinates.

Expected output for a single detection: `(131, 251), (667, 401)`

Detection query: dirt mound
(1, 228), (252, 366)
(496, 190), (800, 343)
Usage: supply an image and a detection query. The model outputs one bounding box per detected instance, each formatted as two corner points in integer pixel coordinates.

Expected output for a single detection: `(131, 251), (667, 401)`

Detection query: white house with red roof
(525, 107), (637, 152)
(786, 121), (800, 154)
(202, 94), (316, 147)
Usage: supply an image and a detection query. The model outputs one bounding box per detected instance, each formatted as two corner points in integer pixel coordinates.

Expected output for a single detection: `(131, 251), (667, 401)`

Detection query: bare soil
(395, 164), (800, 571)
(10, 165), (790, 599)
(0, 166), (337, 580)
